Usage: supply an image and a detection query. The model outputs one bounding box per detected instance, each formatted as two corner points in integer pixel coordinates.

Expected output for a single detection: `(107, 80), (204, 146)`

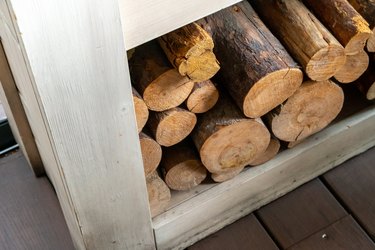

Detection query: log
(269, 80), (344, 142)
(147, 107), (197, 147)
(132, 87), (149, 132)
(303, 0), (372, 55)
(347, 0), (375, 52)
(129, 41), (194, 111)
(356, 56), (375, 100)
(211, 166), (244, 183)
(139, 132), (162, 176)
(249, 137), (280, 166)
(251, 0), (346, 81)
(334, 50), (369, 83)
(146, 171), (171, 217)
(198, 2), (303, 118)
(191, 90), (270, 174)
(160, 140), (207, 190)
(158, 22), (220, 82)
(185, 80), (219, 113)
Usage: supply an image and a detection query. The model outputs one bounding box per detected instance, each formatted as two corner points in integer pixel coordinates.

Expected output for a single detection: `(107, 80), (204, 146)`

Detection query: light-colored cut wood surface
(153, 106), (375, 249)
(8, 0), (155, 248)
(118, 0), (242, 49)
(0, 101), (6, 121)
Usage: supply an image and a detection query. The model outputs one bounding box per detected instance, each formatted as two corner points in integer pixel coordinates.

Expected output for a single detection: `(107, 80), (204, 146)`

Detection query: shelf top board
(119, 0), (242, 49)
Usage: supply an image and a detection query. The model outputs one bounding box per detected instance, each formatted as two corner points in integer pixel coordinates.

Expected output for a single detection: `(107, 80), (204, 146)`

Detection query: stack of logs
(128, 0), (375, 217)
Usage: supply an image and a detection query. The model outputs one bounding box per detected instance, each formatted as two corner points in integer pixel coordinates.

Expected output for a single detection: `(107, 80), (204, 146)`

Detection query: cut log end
(345, 23), (372, 55)
(306, 45), (346, 81)
(249, 138), (281, 166)
(334, 50), (369, 83)
(133, 95), (149, 133)
(178, 51), (220, 82)
(211, 166), (244, 183)
(139, 133), (162, 176)
(143, 69), (194, 111)
(156, 109), (197, 147)
(146, 172), (171, 217)
(165, 160), (207, 190)
(200, 120), (270, 174)
(186, 80), (219, 113)
(244, 68), (303, 118)
(271, 80), (344, 142)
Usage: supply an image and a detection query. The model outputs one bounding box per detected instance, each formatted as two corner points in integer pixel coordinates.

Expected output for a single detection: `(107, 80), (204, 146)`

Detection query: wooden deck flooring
(1, 147), (374, 249)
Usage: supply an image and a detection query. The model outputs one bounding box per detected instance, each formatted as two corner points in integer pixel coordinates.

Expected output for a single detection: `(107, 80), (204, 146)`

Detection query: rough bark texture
(186, 80), (219, 113)
(303, 0), (372, 55)
(356, 54), (375, 100)
(190, 90), (270, 174)
(132, 87), (149, 132)
(269, 80), (344, 142)
(347, 0), (375, 52)
(249, 137), (280, 166)
(251, 0), (346, 81)
(197, 2), (303, 118)
(158, 22), (220, 82)
(129, 41), (194, 111)
(160, 139), (207, 190)
(146, 171), (171, 217)
(334, 50), (369, 83)
(139, 132), (162, 176)
(147, 107), (197, 147)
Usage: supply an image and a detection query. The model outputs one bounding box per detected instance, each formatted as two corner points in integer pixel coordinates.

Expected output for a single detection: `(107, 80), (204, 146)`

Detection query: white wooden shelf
(118, 0), (242, 49)
(1, 1), (374, 249)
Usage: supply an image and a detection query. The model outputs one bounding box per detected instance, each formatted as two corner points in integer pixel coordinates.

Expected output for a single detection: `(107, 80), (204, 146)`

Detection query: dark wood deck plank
(188, 213), (279, 250)
(323, 146), (375, 240)
(0, 151), (74, 250)
(288, 216), (375, 250)
(256, 179), (347, 249)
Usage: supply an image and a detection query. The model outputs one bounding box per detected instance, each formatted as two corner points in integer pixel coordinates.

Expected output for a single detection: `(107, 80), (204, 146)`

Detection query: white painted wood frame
(2, 0), (375, 249)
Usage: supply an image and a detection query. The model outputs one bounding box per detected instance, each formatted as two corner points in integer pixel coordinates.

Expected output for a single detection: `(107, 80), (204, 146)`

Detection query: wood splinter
(129, 41), (194, 111)
(191, 91), (270, 174)
(158, 22), (220, 82)
(147, 107), (197, 147)
(269, 80), (344, 142)
(161, 140), (207, 191)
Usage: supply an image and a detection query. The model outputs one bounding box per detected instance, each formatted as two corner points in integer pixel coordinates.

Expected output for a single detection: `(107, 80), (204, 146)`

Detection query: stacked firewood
(128, 0), (374, 217)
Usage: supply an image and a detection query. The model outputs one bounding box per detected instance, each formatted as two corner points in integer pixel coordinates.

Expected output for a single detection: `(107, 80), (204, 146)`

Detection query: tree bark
(251, 0), (346, 81)
(197, 2), (303, 118)
(132, 87), (149, 132)
(146, 171), (171, 217)
(147, 107), (197, 147)
(334, 50), (369, 83)
(249, 137), (280, 166)
(269, 80), (344, 142)
(158, 22), (220, 82)
(303, 0), (372, 55)
(160, 139), (207, 190)
(347, 0), (375, 52)
(185, 80), (219, 113)
(139, 132), (162, 177)
(129, 41), (194, 111)
(190, 90), (270, 174)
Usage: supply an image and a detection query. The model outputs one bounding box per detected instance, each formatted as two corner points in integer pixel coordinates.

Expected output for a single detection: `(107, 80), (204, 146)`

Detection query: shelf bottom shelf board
(153, 106), (375, 250)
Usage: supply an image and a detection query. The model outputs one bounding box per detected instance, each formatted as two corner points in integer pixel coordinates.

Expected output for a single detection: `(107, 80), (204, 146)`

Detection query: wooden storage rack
(0, 0), (374, 249)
